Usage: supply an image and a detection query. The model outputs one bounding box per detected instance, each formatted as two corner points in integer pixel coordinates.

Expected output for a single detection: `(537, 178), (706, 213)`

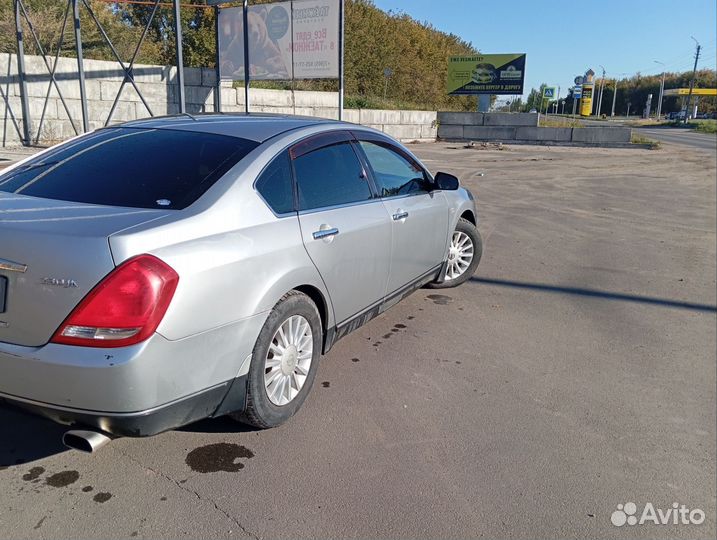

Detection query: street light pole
(610, 79), (617, 117)
(683, 37), (700, 124)
(597, 65), (606, 117)
(654, 60), (665, 120)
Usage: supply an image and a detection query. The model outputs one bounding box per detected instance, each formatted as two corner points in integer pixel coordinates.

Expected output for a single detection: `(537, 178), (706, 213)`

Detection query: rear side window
(293, 142), (372, 211)
(358, 140), (428, 197)
(255, 152), (294, 214)
(0, 127), (258, 209)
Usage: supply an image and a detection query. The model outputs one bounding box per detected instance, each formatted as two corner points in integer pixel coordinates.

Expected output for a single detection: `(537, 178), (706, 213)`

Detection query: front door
(292, 134), (392, 324)
(355, 138), (449, 294)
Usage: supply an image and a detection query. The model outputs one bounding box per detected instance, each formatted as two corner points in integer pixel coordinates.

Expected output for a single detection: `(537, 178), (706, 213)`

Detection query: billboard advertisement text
(447, 54), (526, 95)
(218, 0), (340, 80)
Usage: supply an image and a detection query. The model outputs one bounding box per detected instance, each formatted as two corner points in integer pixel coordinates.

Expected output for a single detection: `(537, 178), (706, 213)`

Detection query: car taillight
(50, 254), (179, 348)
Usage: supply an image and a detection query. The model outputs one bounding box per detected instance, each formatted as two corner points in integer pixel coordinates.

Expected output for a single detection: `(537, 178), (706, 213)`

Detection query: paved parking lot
(1, 140), (715, 539)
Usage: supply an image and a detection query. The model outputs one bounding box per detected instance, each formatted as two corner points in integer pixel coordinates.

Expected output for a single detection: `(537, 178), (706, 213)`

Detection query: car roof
(121, 113), (340, 143)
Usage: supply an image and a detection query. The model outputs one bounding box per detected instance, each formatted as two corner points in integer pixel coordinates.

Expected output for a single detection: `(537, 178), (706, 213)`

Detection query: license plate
(0, 276), (6, 313)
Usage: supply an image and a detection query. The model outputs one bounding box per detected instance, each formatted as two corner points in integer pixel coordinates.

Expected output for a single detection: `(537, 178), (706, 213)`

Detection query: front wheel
(427, 218), (482, 289)
(232, 291), (322, 429)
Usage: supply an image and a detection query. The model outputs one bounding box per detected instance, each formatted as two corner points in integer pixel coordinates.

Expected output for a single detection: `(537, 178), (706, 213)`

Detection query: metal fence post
(173, 0), (186, 113)
(14, 0), (31, 145)
(72, 0), (89, 132)
(338, 0), (344, 120)
(214, 5), (221, 113)
(242, 0), (249, 114)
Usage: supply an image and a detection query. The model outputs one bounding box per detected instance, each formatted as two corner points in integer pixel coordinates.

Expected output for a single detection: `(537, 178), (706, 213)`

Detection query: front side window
(255, 152), (294, 214)
(0, 127), (258, 210)
(358, 140), (429, 197)
(293, 142), (372, 211)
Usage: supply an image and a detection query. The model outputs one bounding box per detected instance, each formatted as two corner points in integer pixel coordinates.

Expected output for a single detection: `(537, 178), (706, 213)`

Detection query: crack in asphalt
(112, 447), (259, 540)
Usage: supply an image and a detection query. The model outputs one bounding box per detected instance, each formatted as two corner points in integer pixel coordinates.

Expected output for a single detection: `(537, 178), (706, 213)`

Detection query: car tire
(232, 291), (322, 429)
(427, 218), (482, 289)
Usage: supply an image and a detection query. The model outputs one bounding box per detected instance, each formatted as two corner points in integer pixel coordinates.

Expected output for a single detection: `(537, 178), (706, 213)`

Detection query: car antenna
(178, 112), (198, 121)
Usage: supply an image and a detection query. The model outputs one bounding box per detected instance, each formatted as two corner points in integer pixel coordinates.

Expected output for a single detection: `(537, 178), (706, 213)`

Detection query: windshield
(0, 127), (259, 210)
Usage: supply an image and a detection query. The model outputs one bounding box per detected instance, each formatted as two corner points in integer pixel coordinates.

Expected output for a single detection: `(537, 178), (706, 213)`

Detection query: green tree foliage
(528, 70), (716, 116)
(608, 69), (716, 115)
(343, 0), (477, 110)
(1, 0), (482, 111)
(0, 0), (165, 64)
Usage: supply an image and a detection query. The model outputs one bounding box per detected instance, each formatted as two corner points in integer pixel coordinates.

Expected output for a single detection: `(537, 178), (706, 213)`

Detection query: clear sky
(372, 0), (717, 100)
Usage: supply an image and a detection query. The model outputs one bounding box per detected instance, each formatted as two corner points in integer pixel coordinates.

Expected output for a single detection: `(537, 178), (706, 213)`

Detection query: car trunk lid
(0, 193), (170, 347)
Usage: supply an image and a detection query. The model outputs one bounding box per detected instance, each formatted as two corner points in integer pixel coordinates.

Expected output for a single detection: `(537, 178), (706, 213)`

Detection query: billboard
(218, 0), (340, 80)
(579, 84), (594, 116)
(447, 54), (526, 95)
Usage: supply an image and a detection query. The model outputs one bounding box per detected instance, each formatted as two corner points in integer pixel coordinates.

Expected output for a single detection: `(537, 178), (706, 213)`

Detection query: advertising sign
(579, 84), (594, 116)
(218, 0), (340, 80)
(446, 54), (526, 95)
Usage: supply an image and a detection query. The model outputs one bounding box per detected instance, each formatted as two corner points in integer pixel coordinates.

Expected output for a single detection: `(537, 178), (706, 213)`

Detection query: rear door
(291, 132), (391, 324)
(355, 136), (448, 295)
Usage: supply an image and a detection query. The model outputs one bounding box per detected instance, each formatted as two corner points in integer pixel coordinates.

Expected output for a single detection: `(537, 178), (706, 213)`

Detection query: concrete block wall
(437, 111), (538, 140)
(0, 53), (436, 146)
(437, 110), (631, 145)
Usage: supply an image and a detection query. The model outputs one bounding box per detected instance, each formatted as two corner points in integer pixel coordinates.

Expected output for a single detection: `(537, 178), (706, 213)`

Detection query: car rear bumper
(0, 312), (267, 433)
(0, 375), (247, 437)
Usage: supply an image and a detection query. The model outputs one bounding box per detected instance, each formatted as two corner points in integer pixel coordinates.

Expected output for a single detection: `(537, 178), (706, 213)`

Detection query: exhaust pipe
(62, 430), (112, 453)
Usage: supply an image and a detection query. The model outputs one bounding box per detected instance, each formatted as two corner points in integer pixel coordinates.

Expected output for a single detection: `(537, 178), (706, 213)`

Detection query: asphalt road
(1, 142), (715, 539)
(636, 127), (717, 151)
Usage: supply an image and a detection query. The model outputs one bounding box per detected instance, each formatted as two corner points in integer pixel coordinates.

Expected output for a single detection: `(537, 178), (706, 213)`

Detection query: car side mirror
(434, 172), (460, 191)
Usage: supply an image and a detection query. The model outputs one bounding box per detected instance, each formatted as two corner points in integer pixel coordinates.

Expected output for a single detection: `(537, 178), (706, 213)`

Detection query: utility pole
(597, 65), (606, 117)
(556, 86), (560, 115)
(610, 78), (617, 117)
(683, 37), (700, 124)
(654, 60), (666, 120)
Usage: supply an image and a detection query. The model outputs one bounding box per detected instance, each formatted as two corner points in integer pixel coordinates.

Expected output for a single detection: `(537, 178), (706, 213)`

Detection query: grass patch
(539, 116), (584, 128)
(625, 118), (662, 127)
(343, 95), (433, 111)
(694, 120), (717, 133)
(666, 119), (717, 133)
(631, 133), (661, 149)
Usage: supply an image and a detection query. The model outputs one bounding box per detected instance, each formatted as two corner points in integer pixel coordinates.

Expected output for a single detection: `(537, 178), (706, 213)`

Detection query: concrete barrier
(483, 113), (538, 126)
(516, 126), (572, 142)
(0, 53), (437, 146)
(437, 111), (538, 128)
(464, 126), (516, 140)
(571, 127), (631, 144)
(437, 124), (465, 139)
(437, 110), (632, 146)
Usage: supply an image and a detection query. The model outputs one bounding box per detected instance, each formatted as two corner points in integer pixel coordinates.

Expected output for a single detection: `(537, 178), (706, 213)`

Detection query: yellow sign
(447, 54), (526, 95)
(580, 84), (594, 116)
(663, 88), (717, 96)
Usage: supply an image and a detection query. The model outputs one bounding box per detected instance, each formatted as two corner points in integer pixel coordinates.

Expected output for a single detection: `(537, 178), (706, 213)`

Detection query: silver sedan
(0, 114), (481, 444)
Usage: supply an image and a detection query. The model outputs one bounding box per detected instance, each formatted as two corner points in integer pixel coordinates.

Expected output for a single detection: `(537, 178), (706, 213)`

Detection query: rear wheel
(427, 218), (482, 289)
(232, 291), (322, 428)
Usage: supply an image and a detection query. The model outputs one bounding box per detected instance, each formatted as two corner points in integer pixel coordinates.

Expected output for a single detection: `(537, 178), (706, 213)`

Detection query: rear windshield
(0, 127), (259, 210)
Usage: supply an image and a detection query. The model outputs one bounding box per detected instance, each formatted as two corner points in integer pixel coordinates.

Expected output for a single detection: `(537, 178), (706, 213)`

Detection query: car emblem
(41, 277), (79, 288)
(0, 257), (27, 273)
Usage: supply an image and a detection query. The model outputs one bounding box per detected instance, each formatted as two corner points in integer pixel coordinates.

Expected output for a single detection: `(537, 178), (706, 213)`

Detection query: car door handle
(312, 227), (339, 240)
(392, 211), (409, 221)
